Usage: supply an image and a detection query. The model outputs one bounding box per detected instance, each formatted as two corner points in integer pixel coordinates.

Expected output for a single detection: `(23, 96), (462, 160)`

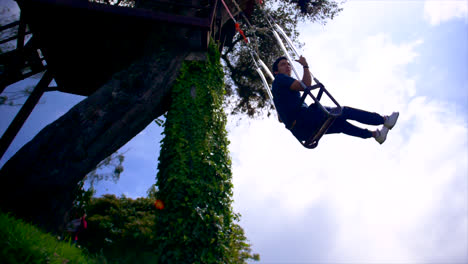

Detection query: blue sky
(1, 0), (467, 263)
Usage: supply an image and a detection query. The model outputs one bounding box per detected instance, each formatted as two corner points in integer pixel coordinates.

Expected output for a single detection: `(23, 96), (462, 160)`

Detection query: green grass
(0, 211), (101, 264)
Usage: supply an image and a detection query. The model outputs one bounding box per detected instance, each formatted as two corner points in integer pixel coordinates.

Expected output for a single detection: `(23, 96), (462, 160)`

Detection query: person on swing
(272, 56), (399, 145)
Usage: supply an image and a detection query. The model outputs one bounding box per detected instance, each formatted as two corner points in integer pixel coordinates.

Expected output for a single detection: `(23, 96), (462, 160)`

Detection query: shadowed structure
(0, 0), (254, 232)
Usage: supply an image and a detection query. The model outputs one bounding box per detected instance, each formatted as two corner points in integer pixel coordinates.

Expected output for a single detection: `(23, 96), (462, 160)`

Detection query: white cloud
(325, 95), (467, 262)
(229, 5), (467, 262)
(230, 96), (468, 262)
(230, 99), (467, 263)
(298, 28), (423, 116)
(424, 0), (468, 26)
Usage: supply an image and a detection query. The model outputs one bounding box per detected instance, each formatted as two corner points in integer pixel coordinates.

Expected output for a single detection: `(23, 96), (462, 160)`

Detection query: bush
(78, 195), (158, 263)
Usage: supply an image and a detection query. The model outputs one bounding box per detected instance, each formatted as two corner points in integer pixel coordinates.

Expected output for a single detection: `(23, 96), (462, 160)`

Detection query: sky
(1, 0), (467, 263)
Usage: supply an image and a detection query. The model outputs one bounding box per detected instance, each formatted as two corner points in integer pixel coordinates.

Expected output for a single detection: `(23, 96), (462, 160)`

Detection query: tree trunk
(0, 44), (190, 233)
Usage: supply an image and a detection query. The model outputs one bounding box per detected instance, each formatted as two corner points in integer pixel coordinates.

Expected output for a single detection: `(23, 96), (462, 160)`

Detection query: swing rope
(220, 0), (249, 43)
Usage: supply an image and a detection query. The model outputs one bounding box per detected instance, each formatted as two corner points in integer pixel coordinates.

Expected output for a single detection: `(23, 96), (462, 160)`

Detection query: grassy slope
(0, 211), (99, 264)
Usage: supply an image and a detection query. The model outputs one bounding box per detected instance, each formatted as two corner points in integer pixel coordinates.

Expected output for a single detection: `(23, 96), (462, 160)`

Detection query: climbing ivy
(154, 44), (238, 263)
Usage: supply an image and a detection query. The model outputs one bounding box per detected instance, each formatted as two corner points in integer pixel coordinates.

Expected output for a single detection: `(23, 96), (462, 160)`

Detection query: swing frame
(259, 22), (343, 149)
(228, 1), (343, 149)
(295, 77), (342, 149)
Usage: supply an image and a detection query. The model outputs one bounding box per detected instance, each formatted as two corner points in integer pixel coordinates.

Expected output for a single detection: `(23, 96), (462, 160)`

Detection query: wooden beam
(0, 21), (20, 31)
(0, 31), (32, 45)
(0, 37), (46, 92)
(0, 70), (53, 161)
(19, 0), (211, 29)
(17, 12), (27, 50)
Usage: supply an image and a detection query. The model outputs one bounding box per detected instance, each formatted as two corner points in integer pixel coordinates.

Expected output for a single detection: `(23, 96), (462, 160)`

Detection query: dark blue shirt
(272, 74), (307, 128)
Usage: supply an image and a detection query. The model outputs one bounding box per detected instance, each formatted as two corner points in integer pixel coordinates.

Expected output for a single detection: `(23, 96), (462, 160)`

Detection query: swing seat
(293, 79), (342, 149)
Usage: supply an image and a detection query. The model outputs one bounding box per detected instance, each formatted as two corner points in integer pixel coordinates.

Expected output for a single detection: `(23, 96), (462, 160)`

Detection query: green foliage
(69, 150), (126, 218)
(89, 0), (134, 7)
(154, 43), (252, 263)
(0, 211), (99, 264)
(78, 195), (158, 263)
(69, 150), (125, 221)
(288, 0), (344, 23)
(226, 224), (260, 262)
(76, 194), (257, 263)
(71, 179), (95, 217)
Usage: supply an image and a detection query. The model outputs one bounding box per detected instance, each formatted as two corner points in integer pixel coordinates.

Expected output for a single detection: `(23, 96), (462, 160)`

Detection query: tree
(68, 150), (126, 224)
(0, 85), (34, 106)
(84, 151), (125, 189)
(0, 0), (343, 233)
(77, 194), (158, 263)
(86, 0), (343, 117)
(227, 223), (260, 262)
(76, 194), (259, 263)
(222, 0), (343, 117)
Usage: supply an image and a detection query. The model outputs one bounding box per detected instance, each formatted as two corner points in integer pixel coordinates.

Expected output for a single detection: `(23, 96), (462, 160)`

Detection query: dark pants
(325, 106), (384, 138)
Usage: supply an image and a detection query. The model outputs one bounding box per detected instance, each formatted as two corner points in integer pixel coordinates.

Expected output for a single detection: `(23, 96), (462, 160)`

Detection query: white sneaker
(375, 126), (389, 144)
(384, 112), (399, 129)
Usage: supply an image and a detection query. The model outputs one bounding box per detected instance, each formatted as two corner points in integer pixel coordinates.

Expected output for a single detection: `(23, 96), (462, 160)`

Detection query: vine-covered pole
(154, 43), (236, 263)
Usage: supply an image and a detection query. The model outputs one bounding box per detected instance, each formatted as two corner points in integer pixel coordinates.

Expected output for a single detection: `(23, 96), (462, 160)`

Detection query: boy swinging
(272, 56), (399, 145)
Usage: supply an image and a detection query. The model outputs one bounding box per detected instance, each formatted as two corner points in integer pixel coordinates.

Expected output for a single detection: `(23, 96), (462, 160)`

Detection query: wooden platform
(0, 0), (255, 161)
(12, 0), (220, 96)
